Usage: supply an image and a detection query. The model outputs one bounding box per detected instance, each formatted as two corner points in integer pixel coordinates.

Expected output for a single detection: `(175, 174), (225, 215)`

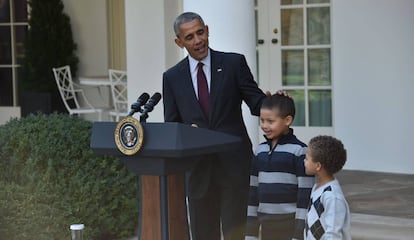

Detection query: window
(280, 0), (332, 127)
(0, 0), (28, 106)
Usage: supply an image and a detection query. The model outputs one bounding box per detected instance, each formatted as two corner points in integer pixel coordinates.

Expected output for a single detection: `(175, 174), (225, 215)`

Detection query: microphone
(141, 92), (162, 116)
(127, 92), (150, 116)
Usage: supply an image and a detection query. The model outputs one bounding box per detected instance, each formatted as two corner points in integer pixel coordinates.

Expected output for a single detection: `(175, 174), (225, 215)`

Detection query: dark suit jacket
(163, 49), (266, 198)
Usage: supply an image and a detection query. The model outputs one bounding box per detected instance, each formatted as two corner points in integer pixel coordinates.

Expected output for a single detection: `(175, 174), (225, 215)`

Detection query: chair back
(52, 65), (103, 120)
(52, 65), (81, 112)
(109, 69), (128, 118)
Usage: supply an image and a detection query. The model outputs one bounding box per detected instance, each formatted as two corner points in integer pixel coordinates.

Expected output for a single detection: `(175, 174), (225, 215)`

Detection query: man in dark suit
(163, 12), (267, 240)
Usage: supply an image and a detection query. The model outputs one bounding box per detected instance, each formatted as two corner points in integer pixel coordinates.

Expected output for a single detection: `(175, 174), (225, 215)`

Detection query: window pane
(0, 26), (12, 64)
(281, 0), (303, 5)
(0, 0), (10, 23)
(14, 0), (28, 22)
(0, 68), (13, 106)
(307, 0), (329, 3)
(14, 26), (26, 64)
(286, 90), (305, 126)
(309, 90), (331, 126)
(281, 9), (303, 46)
(308, 48), (330, 86)
(282, 49), (304, 86)
(307, 7), (330, 45)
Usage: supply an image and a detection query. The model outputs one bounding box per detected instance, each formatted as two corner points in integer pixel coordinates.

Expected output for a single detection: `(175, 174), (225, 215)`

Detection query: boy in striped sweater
(246, 92), (315, 240)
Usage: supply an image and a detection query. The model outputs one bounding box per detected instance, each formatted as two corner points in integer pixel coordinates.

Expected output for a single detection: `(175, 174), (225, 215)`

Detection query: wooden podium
(90, 121), (240, 240)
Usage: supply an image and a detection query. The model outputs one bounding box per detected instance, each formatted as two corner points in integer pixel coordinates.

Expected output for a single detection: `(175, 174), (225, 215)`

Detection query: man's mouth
(195, 45), (205, 52)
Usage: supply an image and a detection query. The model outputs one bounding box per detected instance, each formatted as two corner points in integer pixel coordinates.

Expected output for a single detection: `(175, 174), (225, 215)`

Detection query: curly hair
(308, 135), (347, 175)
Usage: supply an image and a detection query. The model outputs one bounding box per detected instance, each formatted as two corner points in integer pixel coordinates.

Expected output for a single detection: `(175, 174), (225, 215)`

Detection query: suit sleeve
(162, 72), (182, 122)
(237, 55), (266, 116)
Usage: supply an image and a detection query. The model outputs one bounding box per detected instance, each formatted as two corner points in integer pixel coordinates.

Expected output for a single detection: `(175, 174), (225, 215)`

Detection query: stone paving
(130, 170), (414, 239)
(337, 170), (414, 219)
(337, 170), (414, 239)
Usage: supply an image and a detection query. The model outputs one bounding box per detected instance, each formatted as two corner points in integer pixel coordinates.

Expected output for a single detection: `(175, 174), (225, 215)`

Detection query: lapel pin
(217, 68), (222, 72)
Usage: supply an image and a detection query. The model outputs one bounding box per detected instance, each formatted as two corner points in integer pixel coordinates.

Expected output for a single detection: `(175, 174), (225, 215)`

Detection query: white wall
(62, 1), (111, 118)
(184, 0), (260, 145)
(164, 1), (184, 69)
(63, 0), (109, 77)
(332, 0), (414, 173)
(0, 107), (20, 125)
(125, 1), (166, 122)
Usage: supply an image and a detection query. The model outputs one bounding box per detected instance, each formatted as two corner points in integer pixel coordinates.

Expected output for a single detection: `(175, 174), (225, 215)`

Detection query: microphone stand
(139, 112), (149, 123)
(135, 100), (169, 240)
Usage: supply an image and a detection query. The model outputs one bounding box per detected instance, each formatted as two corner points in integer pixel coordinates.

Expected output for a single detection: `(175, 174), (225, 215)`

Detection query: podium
(90, 121), (241, 240)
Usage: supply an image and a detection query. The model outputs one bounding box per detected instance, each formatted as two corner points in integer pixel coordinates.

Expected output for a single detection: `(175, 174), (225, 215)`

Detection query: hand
(276, 90), (292, 99)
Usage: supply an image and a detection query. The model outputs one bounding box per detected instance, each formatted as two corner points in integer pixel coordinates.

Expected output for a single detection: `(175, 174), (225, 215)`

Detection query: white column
(125, 0), (181, 122)
(125, 1), (166, 122)
(183, 0), (260, 146)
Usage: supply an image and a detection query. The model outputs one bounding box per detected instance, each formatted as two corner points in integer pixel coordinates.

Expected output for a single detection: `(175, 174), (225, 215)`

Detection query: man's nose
(194, 35), (202, 44)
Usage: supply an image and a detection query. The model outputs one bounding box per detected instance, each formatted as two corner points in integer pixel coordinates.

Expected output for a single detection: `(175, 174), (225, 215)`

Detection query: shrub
(21, 0), (79, 93)
(0, 113), (138, 240)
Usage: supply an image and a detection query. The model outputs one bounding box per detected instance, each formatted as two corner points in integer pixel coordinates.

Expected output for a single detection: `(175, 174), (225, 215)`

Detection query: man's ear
(175, 38), (184, 49)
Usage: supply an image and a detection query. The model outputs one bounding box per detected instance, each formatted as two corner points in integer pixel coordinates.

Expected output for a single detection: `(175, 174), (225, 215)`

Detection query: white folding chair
(52, 65), (103, 121)
(108, 69), (128, 121)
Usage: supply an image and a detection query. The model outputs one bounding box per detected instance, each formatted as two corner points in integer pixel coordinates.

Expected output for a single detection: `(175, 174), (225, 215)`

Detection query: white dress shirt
(188, 49), (211, 99)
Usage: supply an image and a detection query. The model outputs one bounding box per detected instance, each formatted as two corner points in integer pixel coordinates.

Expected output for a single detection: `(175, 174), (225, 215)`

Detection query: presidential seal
(114, 116), (144, 155)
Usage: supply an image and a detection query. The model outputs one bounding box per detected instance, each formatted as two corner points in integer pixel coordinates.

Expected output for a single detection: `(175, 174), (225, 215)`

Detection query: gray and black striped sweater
(246, 128), (315, 240)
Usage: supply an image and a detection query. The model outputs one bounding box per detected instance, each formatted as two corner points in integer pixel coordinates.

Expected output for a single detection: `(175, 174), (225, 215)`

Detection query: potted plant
(19, 0), (79, 116)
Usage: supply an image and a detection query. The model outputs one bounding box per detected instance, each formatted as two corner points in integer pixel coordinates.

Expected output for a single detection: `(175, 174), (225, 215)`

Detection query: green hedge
(0, 113), (139, 239)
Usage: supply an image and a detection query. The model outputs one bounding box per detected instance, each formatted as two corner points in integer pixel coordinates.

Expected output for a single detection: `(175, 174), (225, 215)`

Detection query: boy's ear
(284, 115), (293, 126)
(316, 162), (322, 171)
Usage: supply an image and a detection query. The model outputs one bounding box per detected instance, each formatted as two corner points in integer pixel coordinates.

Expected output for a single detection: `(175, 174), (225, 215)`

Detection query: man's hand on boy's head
(276, 90), (293, 99)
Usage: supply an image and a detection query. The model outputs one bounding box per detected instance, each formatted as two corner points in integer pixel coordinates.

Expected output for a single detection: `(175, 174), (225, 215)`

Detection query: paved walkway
(337, 170), (414, 219)
(130, 170), (414, 239)
(337, 170), (414, 239)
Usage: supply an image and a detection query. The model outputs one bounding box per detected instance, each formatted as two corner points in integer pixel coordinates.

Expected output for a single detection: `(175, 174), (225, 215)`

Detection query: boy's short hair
(261, 93), (295, 119)
(308, 135), (347, 175)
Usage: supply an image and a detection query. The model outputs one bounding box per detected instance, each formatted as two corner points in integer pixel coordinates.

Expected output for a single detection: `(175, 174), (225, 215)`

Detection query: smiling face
(260, 108), (292, 142)
(174, 19), (209, 61)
